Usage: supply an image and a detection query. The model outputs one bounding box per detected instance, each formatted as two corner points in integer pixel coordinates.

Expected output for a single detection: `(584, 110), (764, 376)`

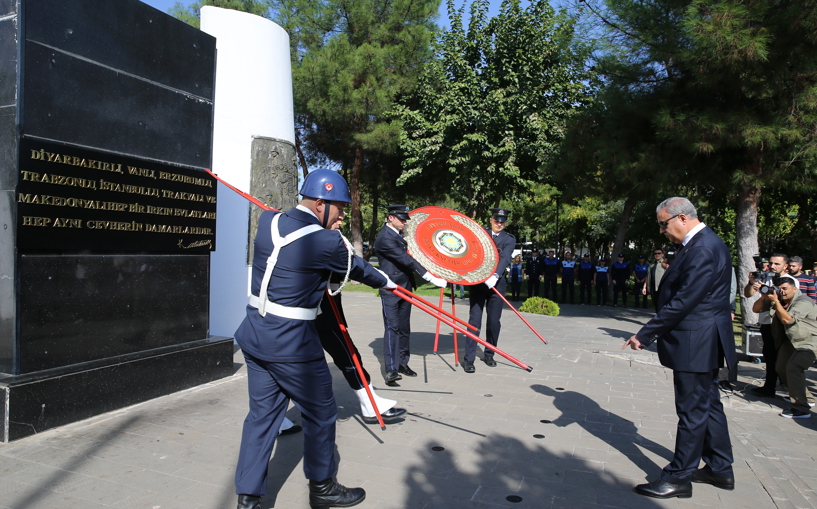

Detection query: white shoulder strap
(256, 214), (323, 317)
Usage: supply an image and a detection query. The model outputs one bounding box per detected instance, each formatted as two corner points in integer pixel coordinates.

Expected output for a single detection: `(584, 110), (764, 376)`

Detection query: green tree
(396, 0), (594, 218)
(573, 0), (817, 322)
(270, 0), (439, 255)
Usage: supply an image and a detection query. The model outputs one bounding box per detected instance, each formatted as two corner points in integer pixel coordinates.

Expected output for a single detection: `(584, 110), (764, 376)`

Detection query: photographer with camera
(745, 253), (789, 397)
(751, 275), (817, 418)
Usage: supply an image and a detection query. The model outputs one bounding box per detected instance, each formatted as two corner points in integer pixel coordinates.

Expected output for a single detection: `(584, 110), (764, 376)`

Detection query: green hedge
(518, 297), (560, 316)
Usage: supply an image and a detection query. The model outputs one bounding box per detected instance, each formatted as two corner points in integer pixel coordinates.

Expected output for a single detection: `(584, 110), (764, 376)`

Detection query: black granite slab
(22, 41), (213, 168)
(2, 336), (234, 442)
(0, 15), (17, 109)
(18, 254), (210, 373)
(24, 0), (215, 100)
(0, 0), (14, 17)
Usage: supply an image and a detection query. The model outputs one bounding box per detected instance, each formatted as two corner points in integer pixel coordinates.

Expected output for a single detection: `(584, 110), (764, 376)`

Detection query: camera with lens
(752, 254), (782, 295)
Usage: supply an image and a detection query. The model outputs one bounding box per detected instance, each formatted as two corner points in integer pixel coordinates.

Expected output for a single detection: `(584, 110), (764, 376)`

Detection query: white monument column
(201, 7), (295, 337)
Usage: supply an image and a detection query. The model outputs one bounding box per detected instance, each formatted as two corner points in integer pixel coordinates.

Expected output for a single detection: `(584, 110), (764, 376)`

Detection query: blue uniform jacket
(374, 225), (428, 290)
(635, 226), (736, 372)
(235, 208), (387, 363)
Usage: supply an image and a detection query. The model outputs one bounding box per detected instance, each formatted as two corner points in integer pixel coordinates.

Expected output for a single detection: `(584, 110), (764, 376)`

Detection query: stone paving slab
(3, 292), (817, 508)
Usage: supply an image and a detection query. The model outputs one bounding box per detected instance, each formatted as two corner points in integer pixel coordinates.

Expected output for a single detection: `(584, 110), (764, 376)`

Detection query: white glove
(423, 272), (448, 288)
(484, 274), (499, 289)
(377, 269), (398, 290)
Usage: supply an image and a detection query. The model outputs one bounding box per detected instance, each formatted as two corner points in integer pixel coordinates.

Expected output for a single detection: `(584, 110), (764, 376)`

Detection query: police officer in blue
(233, 170), (395, 509)
(463, 208), (516, 373)
(612, 253), (630, 307)
(578, 253), (595, 305)
(560, 251), (576, 304)
(633, 254), (650, 308)
(375, 205), (447, 385)
(595, 258), (610, 306)
(543, 250), (560, 300)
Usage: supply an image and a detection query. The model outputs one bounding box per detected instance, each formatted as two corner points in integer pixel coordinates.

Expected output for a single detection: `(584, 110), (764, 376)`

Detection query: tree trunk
(350, 146), (365, 256)
(366, 179), (380, 261)
(737, 182), (762, 325)
(294, 130), (309, 179)
(608, 196), (636, 301)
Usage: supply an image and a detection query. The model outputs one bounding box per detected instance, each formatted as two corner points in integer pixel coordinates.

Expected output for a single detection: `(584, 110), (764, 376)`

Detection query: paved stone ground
(2, 292), (817, 509)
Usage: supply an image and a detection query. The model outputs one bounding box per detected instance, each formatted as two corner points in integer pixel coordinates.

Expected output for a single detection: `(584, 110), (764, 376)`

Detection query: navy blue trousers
(380, 290), (411, 371)
(235, 354), (337, 496)
(662, 369), (734, 483)
(465, 281), (504, 362)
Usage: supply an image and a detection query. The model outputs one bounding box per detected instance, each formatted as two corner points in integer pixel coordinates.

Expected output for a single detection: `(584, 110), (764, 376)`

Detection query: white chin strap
(355, 386), (397, 418)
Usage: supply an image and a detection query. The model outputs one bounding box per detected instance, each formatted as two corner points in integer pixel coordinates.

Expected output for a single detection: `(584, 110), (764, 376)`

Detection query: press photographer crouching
(745, 253), (789, 397)
(751, 275), (817, 419)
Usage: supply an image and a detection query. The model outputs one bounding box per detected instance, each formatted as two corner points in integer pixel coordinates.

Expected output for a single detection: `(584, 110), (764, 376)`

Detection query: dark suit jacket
(374, 225), (428, 290)
(491, 230), (515, 275)
(635, 226), (737, 373)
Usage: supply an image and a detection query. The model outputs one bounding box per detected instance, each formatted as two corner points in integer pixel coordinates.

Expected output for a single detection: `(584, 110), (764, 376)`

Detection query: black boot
(237, 494), (262, 509)
(309, 478), (366, 509)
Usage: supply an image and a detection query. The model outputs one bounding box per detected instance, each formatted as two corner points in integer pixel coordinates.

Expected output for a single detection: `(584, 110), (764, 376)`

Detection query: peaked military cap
(489, 207), (511, 223)
(387, 204), (410, 220)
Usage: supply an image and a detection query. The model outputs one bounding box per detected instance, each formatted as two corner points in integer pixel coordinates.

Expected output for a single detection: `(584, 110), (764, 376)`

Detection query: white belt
(249, 295), (319, 320)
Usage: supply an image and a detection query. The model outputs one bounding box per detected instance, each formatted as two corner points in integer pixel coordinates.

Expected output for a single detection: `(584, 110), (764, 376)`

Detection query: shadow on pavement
(532, 384), (673, 480)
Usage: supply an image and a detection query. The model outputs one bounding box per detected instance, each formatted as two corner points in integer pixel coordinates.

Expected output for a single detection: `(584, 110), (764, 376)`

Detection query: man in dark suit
(623, 197), (736, 499)
(463, 208), (516, 373)
(375, 204), (447, 385)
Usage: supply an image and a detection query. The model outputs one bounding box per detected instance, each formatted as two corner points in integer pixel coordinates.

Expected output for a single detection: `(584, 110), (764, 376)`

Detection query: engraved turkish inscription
(16, 139), (217, 253)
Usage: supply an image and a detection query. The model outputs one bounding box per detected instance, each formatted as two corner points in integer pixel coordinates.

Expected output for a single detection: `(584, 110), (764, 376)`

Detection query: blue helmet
(299, 169), (352, 203)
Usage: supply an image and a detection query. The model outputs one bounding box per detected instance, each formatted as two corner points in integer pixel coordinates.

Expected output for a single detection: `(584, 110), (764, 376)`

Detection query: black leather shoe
(634, 479), (692, 499)
(309, 478), (366, 509)
(462, 361), (475, 373)
(398, 365), (418, 377)
(363, 407), (406, 423)
(483, 356), (497, 367)
(384, 370), (402, 384)
(691, 468), (735, 490)
(237, 494), (262, 509)
(278, 424), (302, 436)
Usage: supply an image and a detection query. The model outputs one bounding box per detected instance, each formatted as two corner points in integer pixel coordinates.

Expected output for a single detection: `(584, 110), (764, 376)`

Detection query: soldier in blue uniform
(633, 255), (650, 308)
(578, 253), (595, 305)
(560, 251), (576, 304)
(612, 253), (630, 307)
(374, 205), (447, 385)
(462, 208), (516, 373)
(233, 170), (395, 509)
(543, 251), (559, 300)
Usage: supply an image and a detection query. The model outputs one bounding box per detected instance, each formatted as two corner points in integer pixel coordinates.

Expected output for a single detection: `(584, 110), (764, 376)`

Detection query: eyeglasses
(658, 214), (680, 229)
(653, 252), (663, 256)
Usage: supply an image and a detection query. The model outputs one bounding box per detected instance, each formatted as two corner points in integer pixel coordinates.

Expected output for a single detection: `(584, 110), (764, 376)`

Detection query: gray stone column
(248, 136), (298, 263)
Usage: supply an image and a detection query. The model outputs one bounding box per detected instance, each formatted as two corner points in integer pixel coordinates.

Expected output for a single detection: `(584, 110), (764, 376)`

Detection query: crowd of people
(505, 248), (672, 308)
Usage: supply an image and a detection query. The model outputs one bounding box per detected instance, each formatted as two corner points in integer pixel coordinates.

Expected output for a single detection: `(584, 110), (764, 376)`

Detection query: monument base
(0, 337), (234, 442)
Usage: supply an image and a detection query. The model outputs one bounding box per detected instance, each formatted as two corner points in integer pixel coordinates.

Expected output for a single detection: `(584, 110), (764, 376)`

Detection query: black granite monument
(0, 0), (233, 441)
